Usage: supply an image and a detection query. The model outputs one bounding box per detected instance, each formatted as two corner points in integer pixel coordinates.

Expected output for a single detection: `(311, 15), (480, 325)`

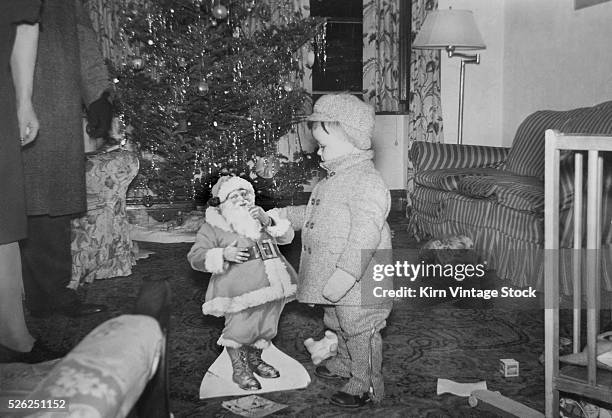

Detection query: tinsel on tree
(110, 0), (324, 204)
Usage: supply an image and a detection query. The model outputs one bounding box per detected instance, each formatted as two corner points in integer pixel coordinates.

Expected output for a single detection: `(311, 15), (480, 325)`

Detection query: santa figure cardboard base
(199, 343), (310, 399)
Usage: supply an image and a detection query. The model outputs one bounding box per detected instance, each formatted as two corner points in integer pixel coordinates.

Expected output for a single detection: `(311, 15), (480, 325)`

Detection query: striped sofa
(409, 101), (612, 291)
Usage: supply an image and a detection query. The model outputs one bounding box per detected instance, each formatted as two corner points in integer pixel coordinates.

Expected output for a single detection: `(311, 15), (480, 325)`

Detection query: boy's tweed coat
(284, 150), (393, 306)
(22, 0), (109, 216)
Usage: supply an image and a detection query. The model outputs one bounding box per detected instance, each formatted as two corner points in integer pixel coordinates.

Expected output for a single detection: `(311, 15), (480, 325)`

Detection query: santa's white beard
(220, 203), (262, 241)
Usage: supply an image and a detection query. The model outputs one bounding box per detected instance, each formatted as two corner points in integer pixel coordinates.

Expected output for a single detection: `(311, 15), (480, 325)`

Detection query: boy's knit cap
(307, 94), (375, 150)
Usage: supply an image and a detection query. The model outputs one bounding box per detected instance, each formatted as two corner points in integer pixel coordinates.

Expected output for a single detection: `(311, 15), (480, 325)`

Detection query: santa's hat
(209, 175), (254, 206)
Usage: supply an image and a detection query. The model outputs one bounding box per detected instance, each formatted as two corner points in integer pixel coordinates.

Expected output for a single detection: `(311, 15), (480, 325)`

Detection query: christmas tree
(110, 0), (323, 205)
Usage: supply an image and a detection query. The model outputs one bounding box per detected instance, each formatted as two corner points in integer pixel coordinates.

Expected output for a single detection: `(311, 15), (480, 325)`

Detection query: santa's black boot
(227, 347), (261, 390)
(246, 345), (280, 378)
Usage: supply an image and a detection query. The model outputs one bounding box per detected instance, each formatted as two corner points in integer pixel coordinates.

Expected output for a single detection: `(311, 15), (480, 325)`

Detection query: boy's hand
(248, 205), (272, 226)
(322, 269), (357, 302)
(223, 240), (249, 263)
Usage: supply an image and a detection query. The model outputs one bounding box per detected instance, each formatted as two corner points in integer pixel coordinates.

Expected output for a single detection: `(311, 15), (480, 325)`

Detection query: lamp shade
(412, 9), (486, 50)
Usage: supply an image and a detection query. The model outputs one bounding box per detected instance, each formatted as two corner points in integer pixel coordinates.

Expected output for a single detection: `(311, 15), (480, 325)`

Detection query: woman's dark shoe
(329, 391), (371, 408)
(246, 346), (280, 378)
(314, 365), (349, 381)
(227, 347), (261, 391)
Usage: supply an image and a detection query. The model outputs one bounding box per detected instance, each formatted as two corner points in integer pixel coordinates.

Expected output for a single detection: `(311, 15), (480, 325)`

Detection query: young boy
(187, 175), (297, 391)
(282, 94), (393, 407)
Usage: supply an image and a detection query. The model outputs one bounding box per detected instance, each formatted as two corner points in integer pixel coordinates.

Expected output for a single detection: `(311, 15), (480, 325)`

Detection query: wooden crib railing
(544, 129), (612, 417)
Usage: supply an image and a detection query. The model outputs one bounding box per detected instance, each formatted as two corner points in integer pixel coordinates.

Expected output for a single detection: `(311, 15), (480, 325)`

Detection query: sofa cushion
(458, 172), (544, 212)
(457, 175), (497, 199)
(505, 100), (612, 179)
(410, 142), (509, 172)
(494, 179), (544, 213)
(505, 107), (590, 179)
(564, 100), (612, 135)
(415, 167), (502, 192)
(411, 186), (543, 245)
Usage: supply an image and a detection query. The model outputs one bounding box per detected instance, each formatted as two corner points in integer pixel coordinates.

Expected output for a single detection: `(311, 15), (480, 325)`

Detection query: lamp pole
(447, 47), (480, 145)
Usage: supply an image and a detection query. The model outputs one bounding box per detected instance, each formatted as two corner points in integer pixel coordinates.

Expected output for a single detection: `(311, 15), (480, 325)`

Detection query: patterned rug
(25, 220), (549, 417)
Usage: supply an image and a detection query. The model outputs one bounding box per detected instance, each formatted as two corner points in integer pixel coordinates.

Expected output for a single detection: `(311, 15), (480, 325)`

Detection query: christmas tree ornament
(177, 118), (188, 133)
(254, 155), (280, 179)
(257, 3), (271, 20)
(196, 80), (209, 95)
(131, 56), (144, 70)
(211, 3), (228, 20)
(143, 195), (154, 207)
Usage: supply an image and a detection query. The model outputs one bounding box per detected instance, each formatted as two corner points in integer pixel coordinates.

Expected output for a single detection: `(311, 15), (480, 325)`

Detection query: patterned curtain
(409, 0), (443, 144)
(362, 0), (401, 112)
(406, 0), (443, 211)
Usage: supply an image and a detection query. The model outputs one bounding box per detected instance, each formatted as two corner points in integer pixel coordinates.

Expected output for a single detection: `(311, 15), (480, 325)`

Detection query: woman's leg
(0, 242), (35, 353)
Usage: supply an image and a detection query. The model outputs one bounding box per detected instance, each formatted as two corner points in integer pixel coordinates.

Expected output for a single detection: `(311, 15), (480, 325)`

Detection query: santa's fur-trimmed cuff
(266, 208), (291, 237)
(217, 335), (242, 348)
(252, 339), (270, 349)
(204, 247), (228, 274)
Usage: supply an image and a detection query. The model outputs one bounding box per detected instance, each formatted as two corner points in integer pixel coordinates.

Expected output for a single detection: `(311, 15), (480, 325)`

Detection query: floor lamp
(412, 9), (486, 145)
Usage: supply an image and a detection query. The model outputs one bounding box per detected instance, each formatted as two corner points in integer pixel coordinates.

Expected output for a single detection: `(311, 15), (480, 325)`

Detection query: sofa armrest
(410, 142), (510, 172)
(25, 315), (163, 418)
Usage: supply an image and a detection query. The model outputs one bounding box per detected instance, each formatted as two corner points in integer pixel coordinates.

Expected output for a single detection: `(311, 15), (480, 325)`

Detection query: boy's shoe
(314, 365), (349, 381)
(329, 391), (371, 408)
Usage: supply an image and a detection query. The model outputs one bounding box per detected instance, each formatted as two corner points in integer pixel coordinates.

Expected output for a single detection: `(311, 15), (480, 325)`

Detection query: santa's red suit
(188, 206), (297, 348)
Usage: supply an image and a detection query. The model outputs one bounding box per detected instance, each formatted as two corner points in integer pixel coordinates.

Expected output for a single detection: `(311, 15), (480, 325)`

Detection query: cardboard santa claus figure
(188, 175), (300, 393)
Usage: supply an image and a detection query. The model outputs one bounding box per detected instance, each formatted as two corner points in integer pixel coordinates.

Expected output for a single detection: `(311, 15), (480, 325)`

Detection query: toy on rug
(468, 389), (544, 418)
(422, 234), (474, 250)
(304, 330), (338, 365)
(420, 234), (481, 266)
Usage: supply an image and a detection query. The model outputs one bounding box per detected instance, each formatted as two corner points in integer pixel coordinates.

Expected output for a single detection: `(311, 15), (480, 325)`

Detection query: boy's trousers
(323, 303), (392, 402)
